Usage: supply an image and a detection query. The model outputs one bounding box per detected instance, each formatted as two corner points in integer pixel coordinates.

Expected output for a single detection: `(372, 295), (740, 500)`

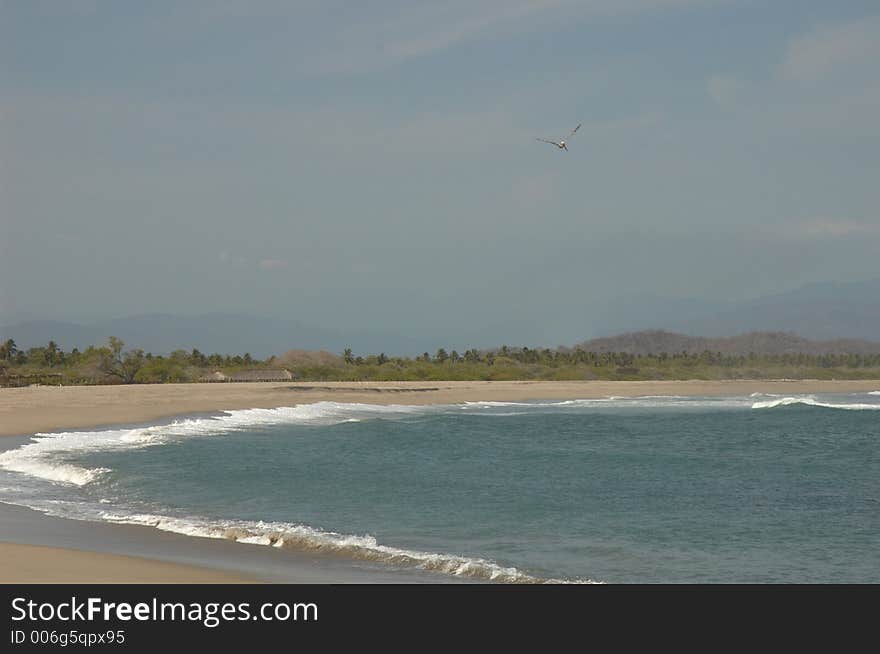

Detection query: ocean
(1, 392), (878, 583)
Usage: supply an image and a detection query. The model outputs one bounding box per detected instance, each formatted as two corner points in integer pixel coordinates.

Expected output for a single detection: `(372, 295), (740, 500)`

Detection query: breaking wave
(96, 512), (596, 584)
(6, 393), (875, 583)
(464, 396), (750, 410)
(751, 396), (880, 410)
(5, 393), (876, 488)
(0, 397), (748, 488)
(0, 402), (438, 487)
(0, 400), (606, 582)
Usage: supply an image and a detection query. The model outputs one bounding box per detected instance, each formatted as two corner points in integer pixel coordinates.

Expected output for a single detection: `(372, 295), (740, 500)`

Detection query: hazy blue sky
(2, 1), (878, 346)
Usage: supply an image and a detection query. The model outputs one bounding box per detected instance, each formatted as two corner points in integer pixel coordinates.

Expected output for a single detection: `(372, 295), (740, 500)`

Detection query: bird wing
(536, 138), (561, 146)
(567, 123), (582, 140)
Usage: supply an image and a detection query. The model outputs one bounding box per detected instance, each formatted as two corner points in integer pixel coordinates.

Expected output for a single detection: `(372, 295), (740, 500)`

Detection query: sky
(1, 1), (879, 347)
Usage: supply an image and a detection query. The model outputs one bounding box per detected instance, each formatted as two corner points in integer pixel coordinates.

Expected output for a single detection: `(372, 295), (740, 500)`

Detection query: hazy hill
(576, 330), (880, 356)
(0, 313), (431, 358)
(589, 278), (880, 341)
(3, 278), (879, 357)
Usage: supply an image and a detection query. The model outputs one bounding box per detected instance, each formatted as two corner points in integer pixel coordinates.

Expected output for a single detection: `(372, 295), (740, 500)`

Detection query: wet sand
(0, 503), (473, 584)
(0, 542), (256, 584)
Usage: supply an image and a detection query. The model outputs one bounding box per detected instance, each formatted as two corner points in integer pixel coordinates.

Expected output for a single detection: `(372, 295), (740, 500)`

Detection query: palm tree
(0, 339), (17, 361)
(44, 340), (60, 366)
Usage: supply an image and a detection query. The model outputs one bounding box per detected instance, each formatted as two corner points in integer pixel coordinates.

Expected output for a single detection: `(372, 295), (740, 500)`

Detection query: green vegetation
(0, 337), (265, 386)
(2, 337), (880, 386)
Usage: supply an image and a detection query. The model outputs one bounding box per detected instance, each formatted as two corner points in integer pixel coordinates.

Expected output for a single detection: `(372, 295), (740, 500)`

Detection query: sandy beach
(2, 378), (879, 583)
(3, 378), (880, 438)
(0, 502), (472, 584)
(0, 543), (256, 584)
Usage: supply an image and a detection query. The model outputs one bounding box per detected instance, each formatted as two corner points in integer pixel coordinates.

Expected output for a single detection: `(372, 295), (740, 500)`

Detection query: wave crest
(0, 402), (437, 486)
(100, 513), (598, 584)
(751, 396), (880, 410)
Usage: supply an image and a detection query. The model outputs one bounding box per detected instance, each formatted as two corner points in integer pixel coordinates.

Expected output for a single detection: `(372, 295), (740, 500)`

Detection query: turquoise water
(1, 393), (878, 583)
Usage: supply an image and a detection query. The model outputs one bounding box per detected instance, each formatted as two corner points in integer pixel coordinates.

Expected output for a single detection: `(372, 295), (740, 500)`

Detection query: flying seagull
(536, 123), (581, 151)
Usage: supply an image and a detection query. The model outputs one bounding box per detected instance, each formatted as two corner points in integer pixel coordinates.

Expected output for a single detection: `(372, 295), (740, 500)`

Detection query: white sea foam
(0, 425), (162, 486)
(462, 401), (538, 408)
(869, 391), (880, 396)
(0, 459), (108, 486)
(751, 396), (880, 410)
(474, 412), (532, 417)
(2, 485), (589, 583)
(16, 392), (872, 584)
(466, 396), (749, 410)
(0, 394), (818, 489)
(555, 397), (753, 410)
(98, 511), (599, 584)
(0, 402), (438, 487)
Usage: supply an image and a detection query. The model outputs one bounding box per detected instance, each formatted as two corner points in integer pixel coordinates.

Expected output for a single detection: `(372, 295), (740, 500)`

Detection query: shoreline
(3, 378), (878, 583)
(2, 378), (879, 438)
(0, 503), (475, 584)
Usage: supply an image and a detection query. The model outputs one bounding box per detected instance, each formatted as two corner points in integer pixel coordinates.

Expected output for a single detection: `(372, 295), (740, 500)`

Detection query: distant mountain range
(576, 330), (880, 356)
(2, 278), (878, 356)
(0, 313), (431, 358)
(587, 278), (880, 342)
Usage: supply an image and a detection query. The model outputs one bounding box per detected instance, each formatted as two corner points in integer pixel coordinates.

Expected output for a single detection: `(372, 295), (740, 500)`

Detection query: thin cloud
(781, 15), (880, 82)
(706, 74), (744, 107)
(303, 1), (571, 75)
(258, 258), (289, 270)
(299, 0), (720, 75)
(800, 219), (880, 238)
(768, 218), (880, 240)
(219, 252), (247, 265)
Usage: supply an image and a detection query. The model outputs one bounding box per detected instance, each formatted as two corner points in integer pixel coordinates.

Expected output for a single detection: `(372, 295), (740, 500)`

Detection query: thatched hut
(228, 369), (294, 382)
